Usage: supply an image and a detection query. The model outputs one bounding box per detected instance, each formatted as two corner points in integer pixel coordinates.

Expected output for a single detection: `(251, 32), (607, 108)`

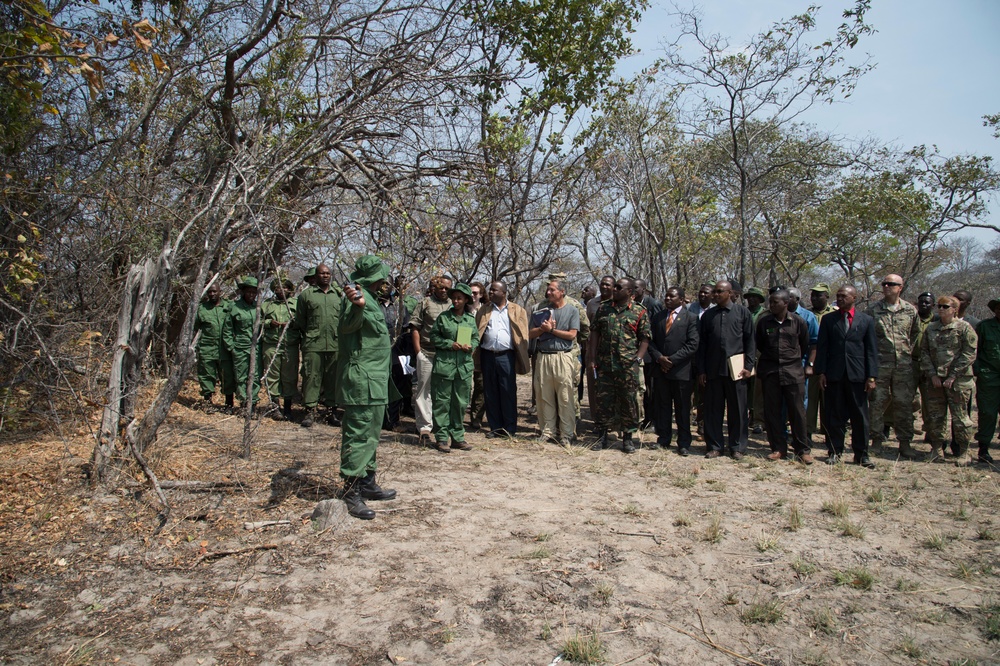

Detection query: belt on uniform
(538, 349), (572, 355)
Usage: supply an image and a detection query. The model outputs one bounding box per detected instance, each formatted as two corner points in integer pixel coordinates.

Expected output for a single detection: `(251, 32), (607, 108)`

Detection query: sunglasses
(712, 289), (727, 293)
(937, 304), (952, 309)
(614, 285), (628, 290)
(882, 281), (902, 287)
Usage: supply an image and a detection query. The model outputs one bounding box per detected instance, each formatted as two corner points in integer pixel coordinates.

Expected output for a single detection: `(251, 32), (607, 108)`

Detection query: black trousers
(704, 376), (748, 453)
(481, 349), (518, 435)
(761, 374), (809, 456)
(652, 374), (693, 449)
(823, 379), (870, 458)
(642, 363), (655, 423)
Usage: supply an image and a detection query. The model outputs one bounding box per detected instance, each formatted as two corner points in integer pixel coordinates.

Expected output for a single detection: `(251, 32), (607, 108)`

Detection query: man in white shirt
(475, 281), (530, 437)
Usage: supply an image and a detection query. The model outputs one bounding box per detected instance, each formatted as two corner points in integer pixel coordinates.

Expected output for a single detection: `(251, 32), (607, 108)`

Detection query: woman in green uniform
(429, 283), (480, 453)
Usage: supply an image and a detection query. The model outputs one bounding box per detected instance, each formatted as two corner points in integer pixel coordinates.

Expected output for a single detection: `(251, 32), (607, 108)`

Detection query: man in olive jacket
(294, 264), (342, 427)
(225, 277), (262, 410)
(194, 281), (235, 412)
(337, 255), (398, 520)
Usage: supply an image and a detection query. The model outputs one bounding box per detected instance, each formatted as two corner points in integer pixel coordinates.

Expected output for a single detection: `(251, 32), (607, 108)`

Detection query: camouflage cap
(811, 283), (831, 294)
(745, 287), (766, 299)
(547, 272), (568, 281)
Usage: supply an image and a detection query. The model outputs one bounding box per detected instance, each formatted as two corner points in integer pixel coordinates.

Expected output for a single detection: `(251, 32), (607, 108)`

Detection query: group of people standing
(192, 263), (998, 519)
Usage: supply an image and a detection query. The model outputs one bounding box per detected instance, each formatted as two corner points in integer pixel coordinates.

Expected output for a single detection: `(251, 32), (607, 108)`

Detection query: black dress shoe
(678, 447), (690, 457)
(856, 456), (875, 469)
(622, 438), (636, 454)
(825, 454), (839, 465)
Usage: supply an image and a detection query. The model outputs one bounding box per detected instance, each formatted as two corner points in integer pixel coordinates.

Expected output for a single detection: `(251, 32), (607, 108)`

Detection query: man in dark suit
(697, 280), (755, 459)
(816, 285), (879, 467)
(649, 286), (700, 455)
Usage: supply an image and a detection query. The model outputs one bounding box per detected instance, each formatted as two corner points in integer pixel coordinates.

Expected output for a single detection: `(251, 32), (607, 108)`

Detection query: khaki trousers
(534, 350), (579, 441)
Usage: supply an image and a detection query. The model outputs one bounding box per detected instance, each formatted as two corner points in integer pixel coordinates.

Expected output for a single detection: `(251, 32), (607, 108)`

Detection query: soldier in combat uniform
(920, 295), (978, 464)
(587, 278), (651, 454)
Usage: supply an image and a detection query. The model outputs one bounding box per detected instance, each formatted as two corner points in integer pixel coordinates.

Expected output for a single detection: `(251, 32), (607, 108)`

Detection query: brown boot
(898, 440), (921, 460)
(926, 443), (944, 463)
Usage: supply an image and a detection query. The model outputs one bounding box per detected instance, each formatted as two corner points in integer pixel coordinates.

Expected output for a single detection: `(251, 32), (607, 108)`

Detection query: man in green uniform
(294, 263), (342, 427)
(430, 283), (480, 452)
(588, 278), (651, 454)
(337, 256), (398, 520)
(745, 287), (767, 434)
(973, 298), (1000, 465)
(193, 281), (235, 412)
(866, 273), (922, 459)
(921, 295), (978, 464)
(806, 283), (837, 441)
(260, 277), (298, 421)
(225, 277), (262, 412)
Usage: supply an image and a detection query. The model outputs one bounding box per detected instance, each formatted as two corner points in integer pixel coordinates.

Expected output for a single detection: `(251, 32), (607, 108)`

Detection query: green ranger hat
(449, 282), (474, 300)
(745, 287), (766, 299)
(811, 283), (831, 294)
(303, 267), (317, 279)
(236, 276), (258, 289)
(349, 254), (390, 287)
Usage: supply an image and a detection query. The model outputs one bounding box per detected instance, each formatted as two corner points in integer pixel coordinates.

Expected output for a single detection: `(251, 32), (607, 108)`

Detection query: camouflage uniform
(866, 299), (920, 448)
(920, 318), (978, 457)
(591, 300), (651, 434)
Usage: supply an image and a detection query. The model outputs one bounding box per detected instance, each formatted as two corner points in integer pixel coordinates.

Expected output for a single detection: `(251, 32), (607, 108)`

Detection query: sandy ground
(1, 377), (999, 665)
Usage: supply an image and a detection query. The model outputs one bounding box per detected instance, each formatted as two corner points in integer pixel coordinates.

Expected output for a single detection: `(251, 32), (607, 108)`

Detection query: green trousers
(196, 354), (235, 399)
(340, 403), (386, 478)
(231, 346), (261, 404)
(976, 381), (1000, 447)
(301, 350), (337, 408)
(261, 343), (299, 400)
(432, 373), (471, 443)
(925, 383), (974, 453)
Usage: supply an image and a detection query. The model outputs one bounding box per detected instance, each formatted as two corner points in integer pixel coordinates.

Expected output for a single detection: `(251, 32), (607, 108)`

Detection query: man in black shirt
(697, 280), (755, 459)
(755, 290), (814, 463)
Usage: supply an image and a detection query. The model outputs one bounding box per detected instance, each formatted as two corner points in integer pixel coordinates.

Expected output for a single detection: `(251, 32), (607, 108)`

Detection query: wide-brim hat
(745, 287), (766, 299)
(449, 282), (474, 300)
(349, 255), (390, 287)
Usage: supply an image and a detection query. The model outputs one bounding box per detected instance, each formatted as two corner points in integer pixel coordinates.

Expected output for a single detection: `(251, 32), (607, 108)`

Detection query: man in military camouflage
(294, 263), (343, 428)
(920, 295), (978, 464)
(587, 278), (651, 453)
(913, 292), (937, 440)
(260, 277), (298, 421)
(225, 277), (262, 412)
(194, 281), (235, 412)
(866, 273), (922, 459)
(973, 298), (1000, 465)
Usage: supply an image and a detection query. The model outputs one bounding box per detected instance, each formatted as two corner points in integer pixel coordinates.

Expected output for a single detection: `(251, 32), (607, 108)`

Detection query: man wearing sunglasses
(865, 274), (922, 460)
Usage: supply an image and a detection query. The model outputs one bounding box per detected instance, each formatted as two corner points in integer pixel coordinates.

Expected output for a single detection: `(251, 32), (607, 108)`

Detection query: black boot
(595, 430), (610, 450)
(341, 478), (375, 520)
(622, 434), (636, 454)
(326, 408), (341, 427)
(301, 408), (315, 428)
(360, 471), (397, 501)
(224, 394), (235, 415)
(282, 398), (293, 421)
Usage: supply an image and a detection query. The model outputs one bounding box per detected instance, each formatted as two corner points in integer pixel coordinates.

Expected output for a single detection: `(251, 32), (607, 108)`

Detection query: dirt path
(1, 380), (998, 665)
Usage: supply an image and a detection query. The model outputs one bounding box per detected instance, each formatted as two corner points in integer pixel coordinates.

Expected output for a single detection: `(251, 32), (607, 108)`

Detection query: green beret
(236, 276), (258, 289)
(349, 255), (390, 287)
(811, 283), (831, 294)
(745, 287), (766, 299)
(449, 282), (474, 300)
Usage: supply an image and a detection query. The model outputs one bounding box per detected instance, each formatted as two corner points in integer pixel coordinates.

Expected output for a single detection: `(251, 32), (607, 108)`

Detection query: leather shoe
(856, 456), (875, 469)
(451, 441), (472, 451)
(705, 450), (721, 459)
(798, 453), (815, 465)
(622, 438), (635, 454)
(767, 451), (785, 461)
(678, 447), (690, 457)
(730, 451), (744, 461)
(435, 441), (451, 453)
(825, 454), (840, 465)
